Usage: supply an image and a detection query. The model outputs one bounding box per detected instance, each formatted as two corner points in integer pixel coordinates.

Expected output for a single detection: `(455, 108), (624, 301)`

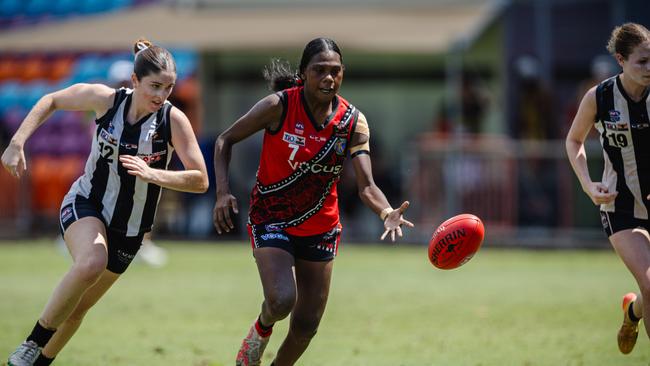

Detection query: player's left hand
(1, 143), (26, 178)
(381, 201), (415, 242)
(119, 155), (155, 182)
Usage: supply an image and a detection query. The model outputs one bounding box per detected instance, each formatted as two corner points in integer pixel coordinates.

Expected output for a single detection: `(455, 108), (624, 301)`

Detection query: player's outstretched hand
(381, 201), (415, 242)
(213, 192), (239, 234)
(1, 143), (26, 178)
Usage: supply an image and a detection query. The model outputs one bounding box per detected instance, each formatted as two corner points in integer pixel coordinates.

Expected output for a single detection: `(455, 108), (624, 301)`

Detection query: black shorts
(247, 223), (342, 261)
(600, 211), (650, 237)
(60, 195), (144, 274)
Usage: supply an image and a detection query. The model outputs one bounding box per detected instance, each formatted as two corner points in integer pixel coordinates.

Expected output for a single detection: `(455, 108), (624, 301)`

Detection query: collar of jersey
(122, 93), (154, 129)
(616, 74), (650, 105)
(300, 88), (339, 132)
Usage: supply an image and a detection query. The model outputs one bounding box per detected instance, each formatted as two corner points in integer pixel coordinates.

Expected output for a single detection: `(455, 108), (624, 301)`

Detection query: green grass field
(1, 240), (649, 366)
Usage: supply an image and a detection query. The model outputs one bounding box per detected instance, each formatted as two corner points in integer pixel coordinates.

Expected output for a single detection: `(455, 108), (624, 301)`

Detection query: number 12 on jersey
(98, 141), (115, 162)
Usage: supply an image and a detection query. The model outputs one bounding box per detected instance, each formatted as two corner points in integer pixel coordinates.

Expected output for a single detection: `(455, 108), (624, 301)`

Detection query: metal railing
(402, 133), (608, 248)
(0, 133), (611, 249)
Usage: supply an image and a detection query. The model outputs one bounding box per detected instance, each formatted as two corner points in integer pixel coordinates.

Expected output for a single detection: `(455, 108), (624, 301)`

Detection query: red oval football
(428, 214), (485, 270)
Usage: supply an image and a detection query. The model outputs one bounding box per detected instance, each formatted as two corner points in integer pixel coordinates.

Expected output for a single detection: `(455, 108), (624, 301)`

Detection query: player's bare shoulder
(250, 92), (285, 130)
(48, 83), (115, 117)
(90, 84), (118, 118)
(571, 85), (598, 125)
(581, 85), (598, 110)
(259, 92), (284, 115)
(71, 83), (115, 101)
(169, 104), (189, 123)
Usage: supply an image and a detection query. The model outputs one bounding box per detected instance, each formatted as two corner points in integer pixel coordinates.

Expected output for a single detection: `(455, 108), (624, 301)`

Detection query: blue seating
(22, 81), (52, 110)
(0, 81), (24, 115)
(79, 0), (111, 14)
(0, 0), (23, 17)
(69, 54), (109, 84)
(24, 0), (52, 17)
(108, 0), (133, 11)
(51, 0), (78, 16)
(2, 0), (140, 28)
(172, 49), (198, 80)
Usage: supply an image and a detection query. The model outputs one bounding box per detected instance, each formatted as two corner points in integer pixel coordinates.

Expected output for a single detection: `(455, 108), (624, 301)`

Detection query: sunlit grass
(1, 241), (648, 365)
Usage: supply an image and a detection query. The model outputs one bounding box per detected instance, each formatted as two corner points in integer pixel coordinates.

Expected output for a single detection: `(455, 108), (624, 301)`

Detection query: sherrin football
(428, 214), (485, 270)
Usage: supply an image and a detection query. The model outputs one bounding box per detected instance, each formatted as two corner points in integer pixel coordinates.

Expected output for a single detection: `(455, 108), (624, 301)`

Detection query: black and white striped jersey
(595, 75), (650, 219)
(63, 88), (174, 236)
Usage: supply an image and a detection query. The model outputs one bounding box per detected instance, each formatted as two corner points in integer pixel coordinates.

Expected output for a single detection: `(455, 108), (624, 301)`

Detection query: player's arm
(119, 106), (209, 193)
(212, 93), (284, 234)
(565, 86), (617, 205)
(350, 112), (414, 242)
(1, 83), (114, 178)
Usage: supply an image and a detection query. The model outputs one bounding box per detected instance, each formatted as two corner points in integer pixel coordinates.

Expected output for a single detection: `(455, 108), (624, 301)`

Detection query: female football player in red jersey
(566, 22), (650, 355)
(213, 37), (413, 366)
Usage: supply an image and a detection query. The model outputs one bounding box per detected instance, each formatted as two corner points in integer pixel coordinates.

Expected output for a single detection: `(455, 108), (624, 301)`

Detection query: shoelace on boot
(18, 342), (39, 360)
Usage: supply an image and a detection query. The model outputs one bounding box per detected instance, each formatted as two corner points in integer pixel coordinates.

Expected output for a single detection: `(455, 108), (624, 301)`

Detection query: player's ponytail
(133, 38), (153, 55)
(132, 37), (176, 80)
(607, 23), (650, 59)
(263, 38), (343, 92)
(263, 58), (302, 92)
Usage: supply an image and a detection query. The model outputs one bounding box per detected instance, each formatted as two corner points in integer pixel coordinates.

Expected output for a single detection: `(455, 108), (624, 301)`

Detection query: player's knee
(72, 255), (106, 284)
(265, 292), (295, 319)
(290, 315), (320, 342)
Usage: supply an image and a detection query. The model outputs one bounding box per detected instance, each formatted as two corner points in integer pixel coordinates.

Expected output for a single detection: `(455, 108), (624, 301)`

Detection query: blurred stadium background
(0, 0), (649, 246)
